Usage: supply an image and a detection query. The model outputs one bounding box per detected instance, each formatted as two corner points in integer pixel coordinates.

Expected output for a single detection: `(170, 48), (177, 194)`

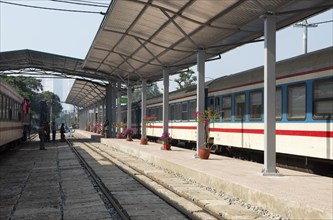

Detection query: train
(0, 77), (30, 151)
(121, 47), (333, 176)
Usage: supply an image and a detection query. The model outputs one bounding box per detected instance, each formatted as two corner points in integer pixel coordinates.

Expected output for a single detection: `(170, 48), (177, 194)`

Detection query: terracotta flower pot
(116, 133), (122, 139)
(163, 143), (171, 150)
(126, 137), (133, 141)
(140, 138), (148, 145)
(198, 148), (210, 159)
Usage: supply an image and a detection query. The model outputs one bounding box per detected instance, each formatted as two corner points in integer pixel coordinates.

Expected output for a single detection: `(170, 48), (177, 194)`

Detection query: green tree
(2, 75), (43, 98)
(174, 69), (197, 90)
(132, 82), (162, 102)
(35, 91), (63, 121)
(2, 76), (62, 120)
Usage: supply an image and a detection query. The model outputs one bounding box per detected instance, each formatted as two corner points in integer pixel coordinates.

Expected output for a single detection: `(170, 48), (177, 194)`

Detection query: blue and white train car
(142, 47), (332, 174)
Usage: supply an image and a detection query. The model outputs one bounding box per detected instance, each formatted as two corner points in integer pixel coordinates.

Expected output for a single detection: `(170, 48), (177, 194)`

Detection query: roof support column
(117, 82), (122, 122)
(84, 109), (87, 129)
(105, 83), (114, 138)
(163, 69), (169, 134)
(127, 85), (132, 130)
(263, 15), (280, 176)
(195, 49), (205, 158)
(141, 79), (147, 140)
(93, 104), (96, 131)
(117, 82), (122, 125)
(111, 83), (117, 137)
(102, 99), (105, 123)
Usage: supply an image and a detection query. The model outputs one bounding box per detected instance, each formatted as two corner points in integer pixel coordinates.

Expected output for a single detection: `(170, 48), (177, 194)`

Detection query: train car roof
(208, 46), (333, 93)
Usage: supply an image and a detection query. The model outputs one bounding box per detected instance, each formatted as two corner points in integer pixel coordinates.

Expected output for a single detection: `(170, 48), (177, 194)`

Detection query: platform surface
(76, 130), (333, 220)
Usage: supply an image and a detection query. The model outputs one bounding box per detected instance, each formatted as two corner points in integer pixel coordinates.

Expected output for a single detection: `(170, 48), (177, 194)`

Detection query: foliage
(36, 91), (63, 120)
(132, 82), (162, 102)
(2, 76), (43, 98)
(115, 122), (124, 134)
(3, 76), (63, 120)
(115, 122), (124, 129)
(174, 69), (197, 90)
(194, 107), (220, 125)
(195, 107), (220, 145)
(160, 132), (172, 144)
(122, 128), (134, 137)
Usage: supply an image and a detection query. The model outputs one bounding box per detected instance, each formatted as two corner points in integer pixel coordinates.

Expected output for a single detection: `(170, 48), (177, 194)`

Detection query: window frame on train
(249, 89), (262, 121)
(234, 92), (246, 121)
(189, 99), (196, 120)
(181, 102), (188, 121)
(276, 87), (282, 120)
(313, 77), (333, 120)
(287, 83), (306, 120)
(222, 95), (232, 121)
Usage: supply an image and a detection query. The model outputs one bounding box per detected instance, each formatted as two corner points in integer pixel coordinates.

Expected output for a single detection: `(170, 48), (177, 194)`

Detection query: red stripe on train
(211, 128), (333, 137)
(147, 125), (333, 138)
(0, 126), (23, 132)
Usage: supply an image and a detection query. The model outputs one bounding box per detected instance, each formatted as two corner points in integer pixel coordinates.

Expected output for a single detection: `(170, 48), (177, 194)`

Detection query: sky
(0, 1), (332, 96)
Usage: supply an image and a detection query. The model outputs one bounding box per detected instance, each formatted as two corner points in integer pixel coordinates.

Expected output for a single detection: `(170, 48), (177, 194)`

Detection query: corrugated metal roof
(65, 79), (106, 108)
(0, 49), (116, 81)
(83, 0), (332, 85)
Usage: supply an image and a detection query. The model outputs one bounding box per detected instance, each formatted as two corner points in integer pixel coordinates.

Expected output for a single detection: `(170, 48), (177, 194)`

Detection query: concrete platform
(76, 130), (333, 219)
(0, 137), (111, 220)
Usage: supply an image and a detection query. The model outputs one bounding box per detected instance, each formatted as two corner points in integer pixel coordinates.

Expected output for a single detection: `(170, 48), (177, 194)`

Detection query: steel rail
(66, 139), (130, 220)
(71, 135), (224, 220)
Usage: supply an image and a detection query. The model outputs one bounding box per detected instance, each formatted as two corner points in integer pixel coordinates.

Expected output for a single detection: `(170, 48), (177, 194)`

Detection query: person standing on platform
(103, 119), (109, 138)
(51, 122), (57, 141)
(38, 125), (46, 150)
(60, 123), (65, 142)
(44, 122), (50, 142)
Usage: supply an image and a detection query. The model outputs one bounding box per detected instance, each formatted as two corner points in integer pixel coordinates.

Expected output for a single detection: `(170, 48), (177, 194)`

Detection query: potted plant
(141, 115), (156, 145)
(195, 107), (220, 159)
(160, 132), (172, 150)
(123, 127), (134, 141)
(115, 122), (124, 139)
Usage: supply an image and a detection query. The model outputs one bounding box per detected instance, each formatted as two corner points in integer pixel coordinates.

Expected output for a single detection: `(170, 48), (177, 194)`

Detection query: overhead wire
(49, 0), (108, 8)
(0, 0), (107, 14)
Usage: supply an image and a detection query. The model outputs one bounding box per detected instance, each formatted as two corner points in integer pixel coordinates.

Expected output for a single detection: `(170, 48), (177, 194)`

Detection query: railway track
(68, 134), (278, 220)
(67, 137), (194, 220)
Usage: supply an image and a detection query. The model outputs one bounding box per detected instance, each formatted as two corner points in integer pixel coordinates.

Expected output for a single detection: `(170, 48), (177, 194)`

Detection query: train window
(13, 102), (17, 121)
(222, 95), (231, 121)
(287, 83), (306, 120)
(313, 78), (333, 119)
(18, 101), (22, 121)
(189, 100), (196, 120)
(155, 106), (160, 121)
(182, 102), (188, 121)
(9, 99), (13, 120)
(214, 96), (221, 122)
(0, 94), (2, 119)
(4, 96), (8, 120)
(175, 103), (181, 120)
(249, 90), (262, 120)
(276, 87), (282, 120)
(170, 104), (175, 121)
(234, 93), (246, 121)
(209, 97), (214, 111)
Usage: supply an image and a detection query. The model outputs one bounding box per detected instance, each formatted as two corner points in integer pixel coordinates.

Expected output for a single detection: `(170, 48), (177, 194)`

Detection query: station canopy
(65, 79), (106, 108)
(0, 49), (115, 81)
(83, 0), (332, 85)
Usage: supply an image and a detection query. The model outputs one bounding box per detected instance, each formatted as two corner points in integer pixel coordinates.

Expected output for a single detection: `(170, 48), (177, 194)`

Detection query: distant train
(0, 78), (30, 151)
(121, 47), (333, 176)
